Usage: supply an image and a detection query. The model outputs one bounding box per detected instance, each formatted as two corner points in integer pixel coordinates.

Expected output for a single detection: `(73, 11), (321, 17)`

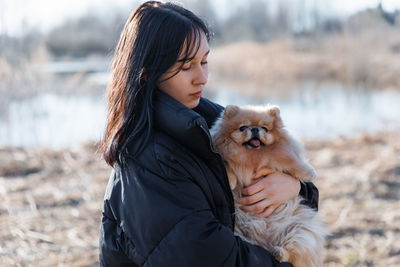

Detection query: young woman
(99, 1), (319, 266)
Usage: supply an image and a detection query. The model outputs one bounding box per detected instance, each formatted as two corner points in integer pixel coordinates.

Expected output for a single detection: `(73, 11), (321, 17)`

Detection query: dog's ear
(223, 105), (239, 119)
(267, 105), (283, 130)
(267, 105), (280, 118)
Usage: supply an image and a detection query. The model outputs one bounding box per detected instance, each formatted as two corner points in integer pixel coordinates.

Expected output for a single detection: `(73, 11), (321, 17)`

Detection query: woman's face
(157, 31), (209, 109)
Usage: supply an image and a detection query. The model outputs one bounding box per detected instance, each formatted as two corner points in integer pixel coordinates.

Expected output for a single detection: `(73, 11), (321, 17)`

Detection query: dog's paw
(302, 167), (317, 181)
(294, 165), (317, 181)
(272, 246), (290, 262)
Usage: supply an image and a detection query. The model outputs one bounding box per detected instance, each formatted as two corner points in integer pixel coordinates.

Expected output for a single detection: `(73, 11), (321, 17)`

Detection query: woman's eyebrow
(195, 50), (209, 61)
(178, 49), (210, 63)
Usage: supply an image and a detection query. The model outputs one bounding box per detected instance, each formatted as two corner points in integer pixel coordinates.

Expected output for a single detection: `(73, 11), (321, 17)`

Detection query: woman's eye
(182, 65), (191, 71)
(239, 126), (248, 131)
(201, 61), (208, 65)
(261, 126), (268, 132)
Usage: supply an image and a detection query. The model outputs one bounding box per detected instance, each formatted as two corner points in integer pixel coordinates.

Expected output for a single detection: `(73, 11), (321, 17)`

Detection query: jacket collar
(153, 89), (217, 161)
(153, 90), (235, 217)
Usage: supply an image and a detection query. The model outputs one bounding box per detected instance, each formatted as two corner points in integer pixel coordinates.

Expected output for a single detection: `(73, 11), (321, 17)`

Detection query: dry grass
(307, 132), (400, 266)
(1, 132), (399, 266)
(0, 142), (110, 266)
(208, 30), (400, 94)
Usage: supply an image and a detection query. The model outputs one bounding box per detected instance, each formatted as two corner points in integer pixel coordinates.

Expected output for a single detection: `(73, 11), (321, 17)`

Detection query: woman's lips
(191, 91), (202, 98)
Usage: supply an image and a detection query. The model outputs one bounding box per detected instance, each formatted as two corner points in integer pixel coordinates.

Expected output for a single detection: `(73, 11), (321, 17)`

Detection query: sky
(1, 0), (400, 36)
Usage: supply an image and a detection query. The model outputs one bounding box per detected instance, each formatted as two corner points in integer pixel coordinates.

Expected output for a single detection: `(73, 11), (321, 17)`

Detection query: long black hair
(100, 1), (210, 167)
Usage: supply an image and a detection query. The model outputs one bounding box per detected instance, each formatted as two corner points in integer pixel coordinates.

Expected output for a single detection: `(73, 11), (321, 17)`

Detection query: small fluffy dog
(210, 105), (328, 267)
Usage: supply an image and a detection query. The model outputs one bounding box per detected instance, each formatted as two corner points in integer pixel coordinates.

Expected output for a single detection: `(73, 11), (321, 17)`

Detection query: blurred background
(0, 0), (399, 266)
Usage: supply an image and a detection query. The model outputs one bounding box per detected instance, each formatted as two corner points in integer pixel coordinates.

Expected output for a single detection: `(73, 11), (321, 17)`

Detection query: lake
(0, 83), (399, 149)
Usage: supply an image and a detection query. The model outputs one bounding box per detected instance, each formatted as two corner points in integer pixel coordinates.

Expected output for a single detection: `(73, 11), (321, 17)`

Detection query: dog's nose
(251, 127), (259, 134)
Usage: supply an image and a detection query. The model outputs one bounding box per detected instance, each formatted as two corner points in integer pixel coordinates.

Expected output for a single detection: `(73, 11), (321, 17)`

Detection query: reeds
(208, 29), (400, 94)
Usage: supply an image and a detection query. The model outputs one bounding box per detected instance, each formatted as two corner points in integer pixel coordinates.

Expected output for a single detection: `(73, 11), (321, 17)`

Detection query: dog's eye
(261, 126), (268, 132)
(239, 126), (248, 131)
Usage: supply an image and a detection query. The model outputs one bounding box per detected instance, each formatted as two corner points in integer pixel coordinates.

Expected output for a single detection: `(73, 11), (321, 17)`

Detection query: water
(209, 83), (400, 140)
(0, 94), (106, 149)
(0, 84), (399, 149)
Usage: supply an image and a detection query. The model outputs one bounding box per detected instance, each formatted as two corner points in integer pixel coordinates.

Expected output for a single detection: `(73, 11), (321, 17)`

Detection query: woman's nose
(193, 65), (208, 85)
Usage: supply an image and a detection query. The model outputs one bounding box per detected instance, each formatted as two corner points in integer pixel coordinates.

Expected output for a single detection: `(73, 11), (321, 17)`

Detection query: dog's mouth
(243, 137), (264, 149)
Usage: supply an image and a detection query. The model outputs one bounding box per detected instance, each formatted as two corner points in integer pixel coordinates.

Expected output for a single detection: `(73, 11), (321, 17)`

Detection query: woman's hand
(238, 168), (301, 218)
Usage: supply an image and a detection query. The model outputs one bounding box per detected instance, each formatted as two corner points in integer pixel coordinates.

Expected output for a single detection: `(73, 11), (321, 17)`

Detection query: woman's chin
(186, 98), (201, 109)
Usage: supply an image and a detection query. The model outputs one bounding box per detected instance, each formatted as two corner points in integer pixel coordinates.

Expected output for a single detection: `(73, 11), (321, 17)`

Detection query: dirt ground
(0, 131), (399, 266)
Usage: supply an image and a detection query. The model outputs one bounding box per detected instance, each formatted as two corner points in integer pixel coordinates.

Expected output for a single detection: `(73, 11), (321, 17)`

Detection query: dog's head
(218, 105), (284, 150)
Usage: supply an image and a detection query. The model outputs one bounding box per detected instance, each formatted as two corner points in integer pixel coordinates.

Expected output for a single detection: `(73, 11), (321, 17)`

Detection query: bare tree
(274, 0), (291, 37)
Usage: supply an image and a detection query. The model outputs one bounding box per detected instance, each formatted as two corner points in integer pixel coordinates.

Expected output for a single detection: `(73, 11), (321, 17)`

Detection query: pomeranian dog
(210, 105), (328, 267)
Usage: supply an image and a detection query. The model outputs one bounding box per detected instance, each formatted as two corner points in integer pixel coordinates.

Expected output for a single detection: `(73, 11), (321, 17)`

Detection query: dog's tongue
(250, 139), (260, 147)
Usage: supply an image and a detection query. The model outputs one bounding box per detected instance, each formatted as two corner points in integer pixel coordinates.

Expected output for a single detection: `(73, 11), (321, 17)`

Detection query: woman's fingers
(256, 204), (277, 218)
(239, 172), (300, 218)
(239, 198), (273, 214)
(238, 187), (272, 205)
(241, 181), (263, 196)
(241, 176), (270, 196)
(252, 167), (275, 179)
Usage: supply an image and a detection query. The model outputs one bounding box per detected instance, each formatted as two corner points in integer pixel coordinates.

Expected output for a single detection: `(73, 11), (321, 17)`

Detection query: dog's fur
(210, 105), (328, 267)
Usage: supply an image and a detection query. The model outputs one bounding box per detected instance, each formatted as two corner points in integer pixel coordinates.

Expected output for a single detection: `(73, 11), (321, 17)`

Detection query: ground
(0, 132), (399, 266)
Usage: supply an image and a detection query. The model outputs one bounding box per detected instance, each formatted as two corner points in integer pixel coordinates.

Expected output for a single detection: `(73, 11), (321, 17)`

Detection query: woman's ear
(224, 105), (239, 119)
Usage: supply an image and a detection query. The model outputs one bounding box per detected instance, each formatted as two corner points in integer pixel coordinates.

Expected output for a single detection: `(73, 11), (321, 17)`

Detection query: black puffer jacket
(99, 90), (319, 266)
